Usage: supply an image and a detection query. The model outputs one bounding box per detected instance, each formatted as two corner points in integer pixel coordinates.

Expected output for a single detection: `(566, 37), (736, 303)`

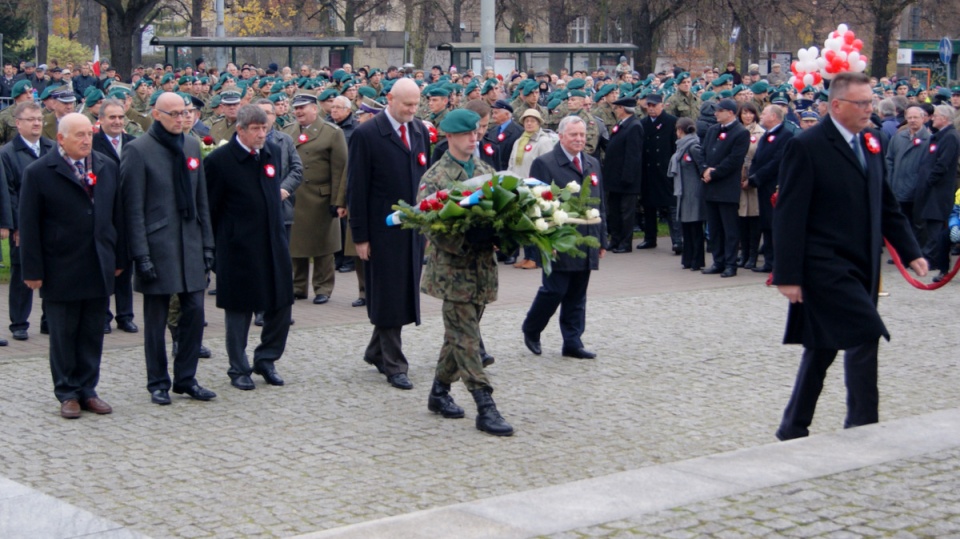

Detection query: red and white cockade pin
(930, 144), (938, 153)
(612, 125), (619, 134)
(298, 133), (308, 143)
(264, 164), (276, 178)
(864, 132), (881, 154)
(86, 172), (97, 186)
(483, 143), (495, 156)
(913, 138), (922, 146)
(418, 152), (427, 166)
(767, 135), (776, 143)
(524, 144), (533, 152)
(589, 172), (598, 186)
(719, 132), (727, 141)
(683, 153), (692, 162)
(750, 136), (757, 143)
(187, 157), (200, 171)
(497, 133), (505, 142)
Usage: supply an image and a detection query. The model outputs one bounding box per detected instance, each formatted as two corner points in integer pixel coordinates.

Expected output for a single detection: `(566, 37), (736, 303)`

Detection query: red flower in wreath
(541, 190), (553, 201)
(863, 132), (880, 154)
(264, 164), (276, 178)
(187, 157), (200, 171)
(436, 190), (449, 201)
(419, 199), (431, 211)
(86, 172), (97, 186)
(298, 133), (308, 143)
(202, 136), (215, 145)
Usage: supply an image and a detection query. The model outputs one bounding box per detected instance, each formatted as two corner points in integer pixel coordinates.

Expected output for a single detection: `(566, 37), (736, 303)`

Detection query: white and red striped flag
(92, 45), (101, 76)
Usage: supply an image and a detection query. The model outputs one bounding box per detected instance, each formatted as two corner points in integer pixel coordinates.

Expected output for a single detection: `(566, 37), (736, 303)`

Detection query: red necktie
(573, 155), (582, 173)
(399, 124), (409, 149)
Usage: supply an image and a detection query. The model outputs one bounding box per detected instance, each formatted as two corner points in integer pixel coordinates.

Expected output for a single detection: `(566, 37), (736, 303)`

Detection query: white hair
(557, 115), (586, 134)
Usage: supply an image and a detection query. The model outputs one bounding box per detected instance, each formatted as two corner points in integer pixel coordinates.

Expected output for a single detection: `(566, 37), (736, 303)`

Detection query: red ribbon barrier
(884, 238), (960, 290)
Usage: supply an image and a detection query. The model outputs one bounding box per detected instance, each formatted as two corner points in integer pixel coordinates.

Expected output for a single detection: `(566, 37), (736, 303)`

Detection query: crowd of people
(0, 54), (954, 438)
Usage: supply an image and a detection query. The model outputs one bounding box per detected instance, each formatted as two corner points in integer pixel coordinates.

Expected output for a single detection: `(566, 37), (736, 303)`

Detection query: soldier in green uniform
(421, 85), (451, 142)
(665, 72), (700, 121)
(463, 80), (481, 104)
(208, 90), (241, 143)
(41, 88), (76, 140)
(159, 72), (177, 93)
(512, 80), (548, 124)
(565, 89), (601, 157)
(81, 89), (105, 128)
(592, 83), (619, 132)
(366, 68), (383, 96)
(750, 81), (770, 112)
(132, 78), (154, 114)
(418, 109), (513, 437)
(269, 93), (293, 129)
(0, 81), (35, 144)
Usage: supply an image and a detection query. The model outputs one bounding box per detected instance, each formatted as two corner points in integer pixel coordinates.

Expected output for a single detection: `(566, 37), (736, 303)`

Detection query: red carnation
(203, 136), (214, 145)
(437, 190), (449, 201)
(462, 190), (473, 196)
(541, 191), (553, 201)
(430, 199), (444, 211)
(419, 200), (431, 212)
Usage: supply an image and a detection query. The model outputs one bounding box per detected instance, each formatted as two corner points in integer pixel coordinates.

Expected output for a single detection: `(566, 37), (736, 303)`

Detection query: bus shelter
(148, 36), (364, 70)
(437, 42), (640, 75)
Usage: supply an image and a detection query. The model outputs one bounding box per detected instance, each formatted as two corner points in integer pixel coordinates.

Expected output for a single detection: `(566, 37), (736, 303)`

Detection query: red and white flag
(92, 45), (101, 77)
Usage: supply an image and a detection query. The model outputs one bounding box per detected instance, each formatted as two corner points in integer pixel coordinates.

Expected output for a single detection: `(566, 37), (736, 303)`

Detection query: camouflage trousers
(436, 301), (491, 392)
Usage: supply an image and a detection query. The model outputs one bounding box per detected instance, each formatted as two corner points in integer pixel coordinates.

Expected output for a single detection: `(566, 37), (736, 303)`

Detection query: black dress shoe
(117, 320), (139, 333)
(501, 256), (517, 265)
(293, 292), (307, 300)
(103, 321), (112, 334)
(151, 389), (172, 405)
(480, 351), (495, 367)
(701, 266), (724, 275)
(230, 375), (256, 391)
(173, 383), (217, 400)
(337, 262), (355, 273)
(0, 337), (6, 346)
(744, 257), (758, 270)
(523, 332), (541, 355)
(208, 288), (217, 295)
(387, 373), (414, 390)
(562, 347), (597, 359)
(736, 256), (746, 267)
(254, 312), (265, 326)
(751, 265), (773, 273)
(12, 329), (28, 341)
(721, 267), (737, 278)
(198, 345), (212, 359)
(611, 247), (631, 254)
(313, 294), (330, 304)
(672, 243), (682, 255)
(933, 271), (947, 283)
(253, 366), (285, 386)
(352, 298), (366, 307)
(635, 240), (657, 249)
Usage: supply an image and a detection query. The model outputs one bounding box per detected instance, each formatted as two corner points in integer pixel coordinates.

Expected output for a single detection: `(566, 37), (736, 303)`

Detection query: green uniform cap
(438, 108), (481, 134)
(318, 88), (339, 101)
(424, 85), (450, 98)
(567, 89), (587, 98)
(464, 80), (479, 94)
(108, 87), (132, 99)
(700, 91), (716, 102)
(480, 79), (498, 95)
(148, 90), (164, 107)
(11, 80), (32, 98)
(547, 98), (562, 111)
(520, 79), (538, 96)
(750, 81), (769, 94)
(160, 73), (176, 85)
(85, 89), (105, 108)
(268, 93), (288, 103)
(357, 85), (377, 98)
(178, 75), (194, 85)
(565, 78), (586, 90)
(718, 89), (733, 99)
(208, 94), (222, 108)
(133, 78), (153, 90)
(710, 78), (726, 88)
(593, 83), (617, 102)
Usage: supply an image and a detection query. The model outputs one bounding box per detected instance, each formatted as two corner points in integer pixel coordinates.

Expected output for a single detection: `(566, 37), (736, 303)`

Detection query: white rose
(538, 199), (552, 212)
(532, 186), (547, 197)
(551, 200), (561, 210)
(527, 204), (542, 218)
(567, 181), (581, 194)
(534, 218), (549, 232)
(553, 209), (569, 225)
(587, 208), (600, 219)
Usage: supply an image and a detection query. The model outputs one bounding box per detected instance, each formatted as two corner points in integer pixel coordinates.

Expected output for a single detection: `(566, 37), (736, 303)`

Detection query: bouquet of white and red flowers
(388, 172), (601, 274)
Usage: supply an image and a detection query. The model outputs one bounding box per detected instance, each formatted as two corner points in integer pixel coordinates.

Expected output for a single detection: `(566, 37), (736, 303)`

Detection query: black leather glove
(134, 256), (158, 282)
(464, 225), (497, 248)
(203, 249), (215, 273)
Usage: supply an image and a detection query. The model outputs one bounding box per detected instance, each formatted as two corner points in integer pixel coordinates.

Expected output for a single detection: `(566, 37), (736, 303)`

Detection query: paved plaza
(0, 246), (958, 538)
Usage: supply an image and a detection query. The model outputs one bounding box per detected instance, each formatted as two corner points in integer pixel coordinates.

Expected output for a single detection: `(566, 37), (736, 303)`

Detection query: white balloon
(838, 23), (848, 34)
(817, 57), (828, 69)
(856, 60), (867, 72)
(805, 60), (819, 73)
(826, 38), (841, 52)
(848, 52), (860, 65)
(837, 50), (848, 61)
(803, 73), (814, 86)
(809, 46), (820, 59)
(788, 75), (797, 85)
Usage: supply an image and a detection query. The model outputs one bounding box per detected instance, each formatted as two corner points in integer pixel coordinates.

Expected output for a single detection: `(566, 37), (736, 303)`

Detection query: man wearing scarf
(121, 92), (217, 406)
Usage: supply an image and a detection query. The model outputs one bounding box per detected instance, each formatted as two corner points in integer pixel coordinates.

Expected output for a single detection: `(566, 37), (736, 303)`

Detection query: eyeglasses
(17, 116), (43, 123)
(837, 98), (873, 110)
(156, 109), (187, 118)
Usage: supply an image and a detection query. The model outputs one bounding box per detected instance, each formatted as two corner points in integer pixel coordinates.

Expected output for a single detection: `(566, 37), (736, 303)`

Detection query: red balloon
(813, 72), (823, 85)
(831, 31), (840, 39)
(844, 30), (855, 45)
(794, 78), (806, 92)
(791, 60), (799, 75)
(841, 61), (850, 71)
(831, 57), (844, 71)
(825, 50), (836, 62)
(841, 44), (853, 53)
(853, 39), (864, 51)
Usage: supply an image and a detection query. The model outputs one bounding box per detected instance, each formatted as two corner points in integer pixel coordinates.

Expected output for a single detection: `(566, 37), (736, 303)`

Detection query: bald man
(19, 113), (125, 418)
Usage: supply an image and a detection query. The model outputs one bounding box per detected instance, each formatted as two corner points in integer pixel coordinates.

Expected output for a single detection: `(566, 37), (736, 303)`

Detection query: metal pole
(480, 0), (494, 73)
(216, 0), (226, 69)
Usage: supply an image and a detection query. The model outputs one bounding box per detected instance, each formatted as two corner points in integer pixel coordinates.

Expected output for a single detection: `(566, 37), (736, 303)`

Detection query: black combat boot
(428, 379), (464, 418)
(470, 388), (514, 436)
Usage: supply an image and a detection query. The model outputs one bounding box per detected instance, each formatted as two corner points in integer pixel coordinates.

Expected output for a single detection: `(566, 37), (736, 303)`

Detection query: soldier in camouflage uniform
(208, 90), (242, 143)
(512, 80), (548, 124)
(0, 81), (35, 144)
(132, 79), (154, 114)
(665, 72), (700, 121)
(418, 108), (514, 437)
(592, 83), (619, 133)
(420, 85), (451, 143)
(81, 89), (105, 127)
(565, 90), (602, 158)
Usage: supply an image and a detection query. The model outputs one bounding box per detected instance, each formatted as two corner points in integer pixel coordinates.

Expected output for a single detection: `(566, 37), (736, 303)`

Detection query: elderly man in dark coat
(206, 105), (293, 390)
(19, 113), (125, 418)
(772, 72), (927, 441)
(121, 92), (217, 406)
(522, 115), (607, 359)
(638, 93), (679, 252)
(747, 104), (794, 273)
(347, 77), (427, 389)
(700, 99), (750, 277)
(912, 105), (960, 268)
(603, 96), (644, 253)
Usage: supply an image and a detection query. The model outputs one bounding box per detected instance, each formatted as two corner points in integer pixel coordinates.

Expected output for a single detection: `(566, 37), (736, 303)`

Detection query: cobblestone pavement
(545, 446), (960, 539)
(1, 247), (958, 538)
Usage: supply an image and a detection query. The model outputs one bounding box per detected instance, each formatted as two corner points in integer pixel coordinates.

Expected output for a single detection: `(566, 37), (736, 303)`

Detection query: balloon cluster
(788, 24), (869, 91)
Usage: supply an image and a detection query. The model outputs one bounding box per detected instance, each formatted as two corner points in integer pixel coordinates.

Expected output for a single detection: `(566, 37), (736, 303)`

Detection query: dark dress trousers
(347, 111), (428, 375)
(772, 117), (921, 439)
(913, 124), (960, 262)
(639, 112), (679, 245)
(93, 130), (137, 326)
(522, 144), (607, 349)
(701, 120), (751, 269)
(19, 149), (125, 402)
(603, 115), (644, 251)
(748, 123), (794, 268)
(205, 136), (294, 379)
(121, 129), (214, 393)
(2, 135), (53, 333)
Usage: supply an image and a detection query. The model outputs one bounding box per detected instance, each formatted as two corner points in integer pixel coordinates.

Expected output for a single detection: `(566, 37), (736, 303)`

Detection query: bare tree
(92, 0), (162, 78)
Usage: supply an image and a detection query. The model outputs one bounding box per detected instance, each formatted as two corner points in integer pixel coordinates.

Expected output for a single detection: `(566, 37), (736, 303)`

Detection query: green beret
(357, 86), (377, 98)
(318, 88), (339, 101)
(566, 78), (586, 91)
(414, 79), (425, 87)
(341, 81), (357, 93)
(731, 85), (745, 97)
(437, 75), (451, 83)
(661, 79), (675, 90)
(209, 94), (222, 108)
(619, 83), (634, 95)
(700, 91), (716, 102)
(424, 85), (450, 98)
(149, 90), (164, 107)
(519, 80), (538, 96)
(710, 78), (725, 88)
(676, 72), (691, 82)
(381, 79), (396, 95)
(692, 85), (702, 93)
(108, 87), (132, 100)
(368, 68), (382, 76)
(133, 78), (153, 90)
(906, 89), (918, 97)
(268, 93), (288, 103)
(39, 85), (58, 100)
(178, 75), (193, 85)
(593, 83), (617, 102)
(270, 81), (287, 94)
(11, 80), (32, 98)
(446, 83), (462, 94)
(85, 89), (105, 108)
(211, 80), (224, 93)
(567, 89), (587, 98)
(199, 77), (209, 85)
(510, 86), (521, 100)
(480, 79), (498, 95)
(547, 98), (562, 111)
(102, 79), (115, 91)
(176, 92), (192, 106)
(719, 73), (733, 83)
(749, 81), (769, 94)
(160, 73), (176, 85)
(718, 90), (733, 99)
(641, 75), (654, 86)
(951, 86), (960, 95)
(438, 108), (481, 134)
(464, 80), (479, 94)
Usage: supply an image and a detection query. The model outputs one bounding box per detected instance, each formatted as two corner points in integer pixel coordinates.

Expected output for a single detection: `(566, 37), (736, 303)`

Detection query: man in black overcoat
(206, 105), (293, 390)
(486, 99), (524, 172)
(522, 115), (607, 359)
(347, 78), (427, 389)
(638, 93), (679, 252)
(603, 96), (644, 253)
(18, 113), (125, 418)
(2, 102), (53, 342)
(92, 98), (139, 334)
(772, 72), (927, 441)
(912, 105), (960, 268)
(747, 104), (793, 273)
(700, 98), (750, 277)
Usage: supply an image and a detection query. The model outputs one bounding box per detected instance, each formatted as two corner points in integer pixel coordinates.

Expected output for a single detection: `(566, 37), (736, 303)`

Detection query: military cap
(199, 77), (209, 85)
(317, 88), (339, 101)
(546, 98), (562, 111)
(439, 108), (481, 134)
(359, 96), (385, 114)
(11, 80), (32, 98)
(178, 75), (194, 85)
(619, 83), (635, 95)
(951, 86), (960, 96)
(357, 85), (377, 99)
(424, 85), (451, 98)
(640, 75), (654, 86)
(134, 78), (153, 90)
(612, 96), (637, 107)
(593, 83), (618, 102)
(566, 89), (587, 98)
(39, 85), (59, 100)
(816, 90), (830, 102)
(519, 79), (538, 96)
(661, 79), (675, 90)
(710, 78), (726, 88)
(794, 98), (815, 112)
(800, 110), (820, 121)
(220, 90), (242, 104)
(801, 85), (816, 94)
(84, 89), (105, 108)
(492, 99), (514, 113)
(749, 81), (769, 94)
(160, 73), (176, 85)
(148, 90), (164, 107)
(446, 83), (463, 94)
(51, 87), (76, 103)
(268, 93), (289, 104)
(268, 80), (286, 94)
(49, 66), (62, 73)
(770, 91), (790, 105)
(368, 68), (382, 76)
(566, 78), (586, 91)
(185, 94), (205, 109)
(718, 90), (733, 98)
(341, 80), (357, 93)
(719, 73), (734, 83)
(480, 79), (498, 95)
(906, 89), (918, 97)
(731, 85), (745, 97)
(645, 92), (663, 104)
(208, 94), (222, 108)
(716, 98), (739, 113)
(895, 80), (909, 88)
(292, 93), (319, 107)
(108, 87), (132, 100)
(692, 84), (703, 94)
(464, 80), (480, 95)
(510, 85), (521, 100)
(413, 79), (425, 87)
(102, 79), (115, 92)
(700, 91), (716, 102)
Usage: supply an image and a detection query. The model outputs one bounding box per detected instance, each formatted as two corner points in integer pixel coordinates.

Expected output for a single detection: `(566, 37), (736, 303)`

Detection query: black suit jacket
(529, 144), (607, 271)
(18, 149), (125, 301)
(914, 124), (960, 221)
(639, 112), (678, 206)
(92, 130), (136, 164)
(1, 136), (54, 231)
(484, 120), (524, 171)
(701, 120), (751, 204)
(772, 116), (920, 349)
(603, 115), (644, 194)
(748, 122), (794, 228)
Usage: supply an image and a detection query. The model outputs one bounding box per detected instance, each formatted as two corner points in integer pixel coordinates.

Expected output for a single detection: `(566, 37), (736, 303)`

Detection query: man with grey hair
(885, 104), (929, 240)
(747, 104), (793, 273)
(878, 98), (899, 139)
(603, 96), (644, 253)
(913, 104), (960, 272)
(205, 104), (293, 390)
